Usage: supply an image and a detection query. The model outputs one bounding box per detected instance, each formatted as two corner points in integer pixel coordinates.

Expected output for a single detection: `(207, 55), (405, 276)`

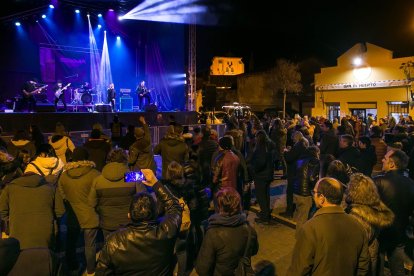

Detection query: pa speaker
(95, 104), (112, 112)
(144, 104), (158, 112)
(35, 103), (56, 112)
(120, 97), (133, 111)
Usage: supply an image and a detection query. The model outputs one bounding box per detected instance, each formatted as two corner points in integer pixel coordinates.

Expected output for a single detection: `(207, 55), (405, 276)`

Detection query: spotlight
(98, 24), (102, 28)
(108, 8), (114, 12)
(98, 13), (102, 17)
(49, 4), (54, 9)
(42, 14), (46, 19)
(353, 57), (362, 66)
(15, 22), (21, 26)
(75, 9), (80, 14)
(118, 15), (124, 21)
(117, 36), (121, 40)
(87, 14), (90, 17)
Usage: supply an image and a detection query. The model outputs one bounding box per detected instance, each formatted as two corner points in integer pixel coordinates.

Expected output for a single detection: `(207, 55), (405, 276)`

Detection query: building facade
(312, 43), (414, 122)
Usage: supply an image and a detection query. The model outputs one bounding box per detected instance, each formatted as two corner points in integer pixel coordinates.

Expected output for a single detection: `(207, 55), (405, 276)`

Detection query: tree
(268, 59), (302, 118)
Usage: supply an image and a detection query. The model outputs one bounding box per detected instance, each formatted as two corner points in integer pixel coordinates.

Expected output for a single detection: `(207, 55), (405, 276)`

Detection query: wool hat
(219, 136), (233, 150)
(134, 127), (145, 139)
(72, 147), (89, 161)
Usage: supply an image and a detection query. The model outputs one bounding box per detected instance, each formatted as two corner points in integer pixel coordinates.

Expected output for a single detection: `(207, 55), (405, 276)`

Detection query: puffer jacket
(88, 162), (135, 231)
(293, 153), (320, 197)
(0, 173), (65, 249)
(128, 123), (156, 174)
(154, 131), (189, 179)
(58, 161), (100, 229)
(95, 182), (181, 276)
(195, 213), (259, 276)
(49, 135), (76, 164)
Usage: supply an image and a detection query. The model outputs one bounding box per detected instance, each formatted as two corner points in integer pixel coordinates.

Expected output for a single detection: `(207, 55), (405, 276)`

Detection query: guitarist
(54, 80), (69, 112)
(136, 80), (151, 110)
(21, 78), (41, 112)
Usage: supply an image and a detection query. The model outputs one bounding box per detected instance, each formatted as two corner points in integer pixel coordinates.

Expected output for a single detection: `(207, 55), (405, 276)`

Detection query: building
(312, 42), (414, 122)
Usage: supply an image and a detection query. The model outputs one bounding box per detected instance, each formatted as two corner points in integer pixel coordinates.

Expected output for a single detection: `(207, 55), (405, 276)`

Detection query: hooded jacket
(58, 160), (100, 229)
(83, 139), (111, 171)
(25, 156), (64, 177)
(88, 162), (135, 231)
(6, 140), (36, 159)
(128, 123), (156, 174)
(0, 174), (65, 249)
(49, 135), (76, 164)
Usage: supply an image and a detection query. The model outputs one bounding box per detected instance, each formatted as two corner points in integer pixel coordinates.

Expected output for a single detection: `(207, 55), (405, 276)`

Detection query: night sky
(2, 0), (414, 72)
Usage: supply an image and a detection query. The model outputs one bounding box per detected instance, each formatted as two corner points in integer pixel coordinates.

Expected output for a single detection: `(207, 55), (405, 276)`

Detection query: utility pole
(187, 23), (196, 111)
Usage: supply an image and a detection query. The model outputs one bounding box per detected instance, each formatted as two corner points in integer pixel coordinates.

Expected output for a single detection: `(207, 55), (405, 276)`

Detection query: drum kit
(71, 86), (97, 105)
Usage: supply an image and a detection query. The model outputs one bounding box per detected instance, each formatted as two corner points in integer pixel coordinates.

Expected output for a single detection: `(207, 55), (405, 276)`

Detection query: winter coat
(211, 150), (240, 191)
(269, 127), (287, 158)
(356, 146), (377, 177)
(248, 140), (275, 183)
(0, 237), (20, 276)
(373, 170), (414, 248)
(197, 138), (219, 186)
(88, 162), (135, 231)
(337, 146), (361, 169)
(6, 140), (36, 159)
(25, 156), (64, 177)
(83, 139), (111, 171)
(128, 123), (156, 174)
(95, 182), (181, 276)
(154, 132), (189, 179)
(319, 130), (339, 157)
(58, 161), (100, 229)
(49, 135), (75, 164)
(370, 137), (387, 172)
(195, 213), (259, 276)
(293, 152), (320, 197)
(287, 206), (369, 276)
(0, 174), (65, 249)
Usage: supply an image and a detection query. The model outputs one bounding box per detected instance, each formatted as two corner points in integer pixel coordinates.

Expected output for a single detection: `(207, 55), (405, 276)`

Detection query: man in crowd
(95, 169), (182, 275)
(287, 177), (369, 275)
(374, 149), (414, 275)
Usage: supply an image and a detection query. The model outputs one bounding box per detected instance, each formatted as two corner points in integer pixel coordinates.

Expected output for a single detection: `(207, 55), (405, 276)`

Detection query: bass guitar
(54, 83), (71, 98)
(23, 85), (48, 97)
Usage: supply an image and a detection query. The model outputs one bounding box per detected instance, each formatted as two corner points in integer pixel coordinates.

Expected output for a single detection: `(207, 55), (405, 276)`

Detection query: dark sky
(2, 0), (414, 72)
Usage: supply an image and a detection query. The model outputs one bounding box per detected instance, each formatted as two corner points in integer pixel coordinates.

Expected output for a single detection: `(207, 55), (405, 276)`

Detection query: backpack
(178, 196), (191, 232)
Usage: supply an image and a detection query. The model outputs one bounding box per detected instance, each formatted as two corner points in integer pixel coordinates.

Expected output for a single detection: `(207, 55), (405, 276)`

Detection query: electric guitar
(23, 85), (48, 97)
(139, 87), (154, 97)
(54, 83), (71, 98)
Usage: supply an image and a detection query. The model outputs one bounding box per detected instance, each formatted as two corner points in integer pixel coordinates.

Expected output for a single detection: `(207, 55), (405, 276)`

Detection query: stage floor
(0, 110), (198, 133)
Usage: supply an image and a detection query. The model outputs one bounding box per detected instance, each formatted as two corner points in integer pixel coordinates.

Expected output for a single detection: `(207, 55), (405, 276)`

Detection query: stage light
(98, 24), (102, 28)
(117, 36), (120, 40)
(49, 4), (54, 9)
(98, 13), (102, 17)
(87, 14), (90, 17)
(353, 57), (362, 66)
(108, 9), (114, 12)
(118, 15), (124, 21)
(75, 9), (80, 14)
(15, 22), (21, 26)
(42, 14), (46, 19)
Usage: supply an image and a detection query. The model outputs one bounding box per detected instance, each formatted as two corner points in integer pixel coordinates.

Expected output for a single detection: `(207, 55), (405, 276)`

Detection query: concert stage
(0, 110), (198, 133)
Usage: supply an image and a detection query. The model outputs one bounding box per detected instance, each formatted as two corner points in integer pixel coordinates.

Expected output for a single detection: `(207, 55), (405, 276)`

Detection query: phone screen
(124, 171), (145, 182)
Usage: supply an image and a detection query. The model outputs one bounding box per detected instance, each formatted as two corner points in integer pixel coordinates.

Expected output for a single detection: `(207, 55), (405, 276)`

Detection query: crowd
(0, 111), (414, 276)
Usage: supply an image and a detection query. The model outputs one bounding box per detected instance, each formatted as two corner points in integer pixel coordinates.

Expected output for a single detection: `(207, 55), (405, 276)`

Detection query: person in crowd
(119, 124), (136, 150)
(211, 136), (240, 193)
(224, 117), (244, 152)
(29, 125), (45, 152)
(192, 126), (202, 145)
(373, 149), (414, 275)
(287, 177), (369, 275)
(0, 153), (65, 251)
(325, 159), (350, 185)
(163, 161), (196, 276)
(197, 126), (218, 188)
(292, 146), (320, 233)
(92, 123), (111, 144)
(0, 213), (20, 276)
(345, 173), (394, 276)
(195, 187), (259, 275)
(0, 151), (23, 192)
(337, 134), (360, 169)
(356, 136), (377, 177)
(107, 83), (116, 111)
(57, 147), (100, 276)
(0, 126), (7, 151)
(319, 153), (336, 179)
(6, 129), (36, 159)
(282, 131), (309, 218)
(83, 129), (111, 171)
(154, 123), (189, 179)
(128, 116), (157, 174)
(95, 169), (182, 275)
(88, 148), (135, 239)
(247, 130), (276, 224)
(109, 114), (124, 148)
(49, 123), (76, 164)
(319, 120), (339, 157)
(24, 143), (64, 178)
(269, 118), (287, 178)
(370, 125), (388, 176)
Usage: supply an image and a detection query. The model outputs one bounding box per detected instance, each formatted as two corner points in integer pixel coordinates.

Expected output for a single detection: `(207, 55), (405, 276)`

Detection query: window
(326, 103), (340, 122)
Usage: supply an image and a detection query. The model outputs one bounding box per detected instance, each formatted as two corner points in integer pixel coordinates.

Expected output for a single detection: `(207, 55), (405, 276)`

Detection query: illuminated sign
(210, 57), (244, 76)
(316, 79), (409, 91)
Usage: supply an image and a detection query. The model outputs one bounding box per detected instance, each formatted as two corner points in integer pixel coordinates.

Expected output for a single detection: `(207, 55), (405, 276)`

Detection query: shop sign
(316, 79), (409, 91)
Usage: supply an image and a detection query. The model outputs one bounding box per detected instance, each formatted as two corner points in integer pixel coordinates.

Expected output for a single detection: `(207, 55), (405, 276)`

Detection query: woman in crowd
(49, 122), (76, 164)
(6, 130), (36, 159)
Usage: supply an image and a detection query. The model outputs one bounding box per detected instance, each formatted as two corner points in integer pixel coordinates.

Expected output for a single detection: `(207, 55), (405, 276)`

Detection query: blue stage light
(15, 22), (21, 26)
(49, 4), (54, 9)
(98, 13), (102, 17)
(117, 36), (120, 40)
(98, 24), (102, 28)
(42, 14), (47, 19)
(75, 9), (80, 14)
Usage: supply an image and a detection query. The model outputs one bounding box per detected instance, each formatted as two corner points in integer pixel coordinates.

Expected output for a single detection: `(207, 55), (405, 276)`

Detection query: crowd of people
(0, 110), (414, 275)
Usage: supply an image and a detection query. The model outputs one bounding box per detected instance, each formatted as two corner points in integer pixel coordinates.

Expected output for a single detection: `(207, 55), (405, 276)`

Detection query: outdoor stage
(0, 109), (198, 133)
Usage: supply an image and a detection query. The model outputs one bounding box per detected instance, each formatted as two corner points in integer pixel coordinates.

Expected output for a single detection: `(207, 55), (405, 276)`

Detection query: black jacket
(293, 152), (320, 197)
(95, 182), (181, 276)
(373, 170), (414, 248)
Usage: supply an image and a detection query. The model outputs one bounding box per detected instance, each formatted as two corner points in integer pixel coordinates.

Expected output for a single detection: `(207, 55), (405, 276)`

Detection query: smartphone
(124, 171), (145, 182)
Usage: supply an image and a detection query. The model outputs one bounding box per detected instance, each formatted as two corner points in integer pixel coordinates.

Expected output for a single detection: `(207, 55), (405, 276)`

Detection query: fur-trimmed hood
(64, 160), (96, 179)
(347, 202), (394, 229)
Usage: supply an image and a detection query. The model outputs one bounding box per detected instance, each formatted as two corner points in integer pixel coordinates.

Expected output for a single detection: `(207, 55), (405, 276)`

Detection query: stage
(0, 110), (198, 133)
